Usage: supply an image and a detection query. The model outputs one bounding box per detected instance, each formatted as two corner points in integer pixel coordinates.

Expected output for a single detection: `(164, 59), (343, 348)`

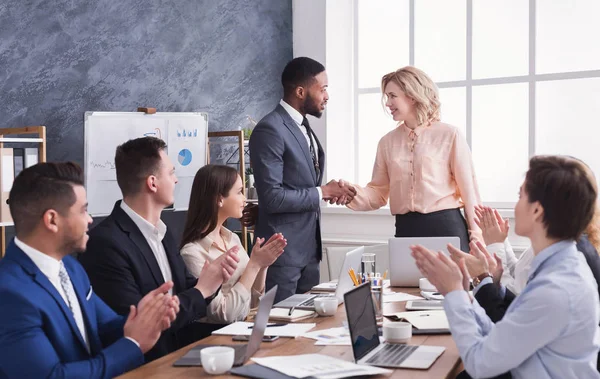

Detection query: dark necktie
(302, 117), (320, 179)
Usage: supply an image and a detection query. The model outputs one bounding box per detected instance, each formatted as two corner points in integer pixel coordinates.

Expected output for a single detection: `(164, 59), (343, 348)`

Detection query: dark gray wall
(0, 0), (292, 241)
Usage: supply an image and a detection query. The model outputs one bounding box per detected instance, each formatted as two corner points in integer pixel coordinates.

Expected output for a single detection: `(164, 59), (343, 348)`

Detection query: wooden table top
(117, 288), (462, 379)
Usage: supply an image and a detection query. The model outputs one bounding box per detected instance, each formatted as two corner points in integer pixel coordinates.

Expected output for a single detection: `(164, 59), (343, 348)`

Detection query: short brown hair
(180, 164), (238, 248)
(115, 137), (166, 197)
(524, 155), (598, 241)
(9, 162), (84, 238)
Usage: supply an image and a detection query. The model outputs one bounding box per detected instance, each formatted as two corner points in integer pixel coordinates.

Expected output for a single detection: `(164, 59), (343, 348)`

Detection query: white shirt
(15, 237), (90, 350)
(279, 100), (323, 199)
(120, 201), (173, 294)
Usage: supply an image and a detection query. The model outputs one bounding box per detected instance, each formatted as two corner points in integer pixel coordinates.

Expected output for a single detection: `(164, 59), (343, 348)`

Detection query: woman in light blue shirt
(411, 155), (600, 379)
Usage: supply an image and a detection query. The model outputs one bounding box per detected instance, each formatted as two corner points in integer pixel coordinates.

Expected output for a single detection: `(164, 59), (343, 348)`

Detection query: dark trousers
(395, 208), (470, 251)
(265, 257), (320, 303)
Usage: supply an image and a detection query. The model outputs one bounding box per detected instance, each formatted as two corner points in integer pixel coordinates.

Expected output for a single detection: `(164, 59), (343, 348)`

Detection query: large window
(354, 0), (600, 207)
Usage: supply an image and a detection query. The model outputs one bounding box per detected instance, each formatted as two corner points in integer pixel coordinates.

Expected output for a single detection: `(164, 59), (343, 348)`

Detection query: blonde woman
(345, 66), (481, 250)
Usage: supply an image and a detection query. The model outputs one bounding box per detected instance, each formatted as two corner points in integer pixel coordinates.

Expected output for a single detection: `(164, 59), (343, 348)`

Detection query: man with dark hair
(80, 137), (239, 362)
(249, 57), (357, 302)
(0, 162), (179, 378)
(411, 155), (600, 379)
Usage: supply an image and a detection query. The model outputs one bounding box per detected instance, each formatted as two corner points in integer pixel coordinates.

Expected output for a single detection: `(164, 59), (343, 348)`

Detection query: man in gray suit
(249, 57), (356, 302)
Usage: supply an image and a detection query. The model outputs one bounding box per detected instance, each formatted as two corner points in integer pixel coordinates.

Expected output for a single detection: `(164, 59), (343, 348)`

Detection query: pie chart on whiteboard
(178, 149), (192, 166)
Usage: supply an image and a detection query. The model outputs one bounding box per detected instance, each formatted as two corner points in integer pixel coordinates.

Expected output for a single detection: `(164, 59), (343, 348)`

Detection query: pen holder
(370, 280), (383, 324)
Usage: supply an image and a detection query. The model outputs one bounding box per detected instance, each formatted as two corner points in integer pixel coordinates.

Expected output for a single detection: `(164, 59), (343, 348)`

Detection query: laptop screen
(245, 285), (277, 359)
(344, 282), (380, 362)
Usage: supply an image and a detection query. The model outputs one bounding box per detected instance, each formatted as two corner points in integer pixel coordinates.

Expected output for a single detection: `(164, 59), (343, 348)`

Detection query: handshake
(321, 179), (357, 205)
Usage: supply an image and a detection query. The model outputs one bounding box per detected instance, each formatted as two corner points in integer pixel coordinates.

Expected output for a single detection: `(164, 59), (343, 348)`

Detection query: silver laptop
(344, 282), (445, 369)
(274, 246), (364, 310)
(389, 237), (460, 287)
(173, 285), (277, 367)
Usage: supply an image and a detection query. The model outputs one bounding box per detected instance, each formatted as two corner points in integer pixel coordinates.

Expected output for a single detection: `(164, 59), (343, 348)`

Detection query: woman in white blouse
(180, 164), (287, 323)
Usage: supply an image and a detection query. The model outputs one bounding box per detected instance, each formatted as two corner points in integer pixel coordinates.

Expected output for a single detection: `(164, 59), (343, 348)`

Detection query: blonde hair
(381, 66), (441, 126)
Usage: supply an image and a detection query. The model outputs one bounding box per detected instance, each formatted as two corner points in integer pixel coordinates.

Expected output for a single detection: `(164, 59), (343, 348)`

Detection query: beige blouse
(348, 121), (482, 239)
(180, 227), (264, 323)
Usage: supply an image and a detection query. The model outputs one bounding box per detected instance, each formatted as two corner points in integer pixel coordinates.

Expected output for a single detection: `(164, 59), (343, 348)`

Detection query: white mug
(383, 321), (412, 343)
(201, 346), (235, 375)
(314, 297), (338, 316)
(419, 277), (438, 292)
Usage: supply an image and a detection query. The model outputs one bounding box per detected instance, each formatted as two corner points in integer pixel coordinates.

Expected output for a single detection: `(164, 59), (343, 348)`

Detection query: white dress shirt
(15, 237), (90, 350)
(121, 201), (173, 294)
(279, 100), (323, 199)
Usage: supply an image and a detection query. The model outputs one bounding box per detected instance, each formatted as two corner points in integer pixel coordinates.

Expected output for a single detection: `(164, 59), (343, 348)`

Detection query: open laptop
(173, 285), (277, 367)
(389, 237), (460, 287)
(344, 282), (445, 369)
(273, 246), (364, 310)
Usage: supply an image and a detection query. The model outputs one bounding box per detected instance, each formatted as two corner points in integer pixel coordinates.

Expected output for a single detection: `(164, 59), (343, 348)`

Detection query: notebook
(269, 308), (315, 322)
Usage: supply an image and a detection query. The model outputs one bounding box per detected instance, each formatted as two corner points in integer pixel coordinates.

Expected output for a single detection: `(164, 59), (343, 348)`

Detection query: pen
(288, 305), (296, 316)
(383, 270), (388, 280)
(248, 323), (288, 329)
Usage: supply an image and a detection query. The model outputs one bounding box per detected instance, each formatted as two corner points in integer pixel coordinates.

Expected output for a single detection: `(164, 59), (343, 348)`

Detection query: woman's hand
(474, 205), (509, 245)
(249, 233), (287, 268)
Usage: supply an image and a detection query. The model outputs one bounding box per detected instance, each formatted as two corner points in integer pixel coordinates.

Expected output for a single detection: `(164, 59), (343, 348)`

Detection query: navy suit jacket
(249, 104), (325, 268)
(0, 241), (143, 378)
(79, 201), (209, 362)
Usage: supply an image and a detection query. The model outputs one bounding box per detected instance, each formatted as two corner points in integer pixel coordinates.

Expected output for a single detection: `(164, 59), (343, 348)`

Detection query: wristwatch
(472, 272), (493, 287)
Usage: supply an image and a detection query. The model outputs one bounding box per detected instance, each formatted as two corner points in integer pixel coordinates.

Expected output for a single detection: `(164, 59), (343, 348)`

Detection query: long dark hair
(180, 164), (239, 249)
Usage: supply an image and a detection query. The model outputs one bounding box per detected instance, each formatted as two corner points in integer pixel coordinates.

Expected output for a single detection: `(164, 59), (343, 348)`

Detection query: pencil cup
(370, 281), (383, 324)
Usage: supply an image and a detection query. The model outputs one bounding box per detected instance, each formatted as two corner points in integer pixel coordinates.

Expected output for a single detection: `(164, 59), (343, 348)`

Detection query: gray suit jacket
(249, 104), (325, 268)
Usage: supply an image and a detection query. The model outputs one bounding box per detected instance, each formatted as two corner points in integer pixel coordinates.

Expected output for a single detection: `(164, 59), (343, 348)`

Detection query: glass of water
(370, 280), (384, 324)
(361, 253), (376, 277)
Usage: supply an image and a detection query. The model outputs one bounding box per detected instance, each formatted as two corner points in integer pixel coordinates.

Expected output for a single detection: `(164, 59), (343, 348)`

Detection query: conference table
(117, 287), (462, 379)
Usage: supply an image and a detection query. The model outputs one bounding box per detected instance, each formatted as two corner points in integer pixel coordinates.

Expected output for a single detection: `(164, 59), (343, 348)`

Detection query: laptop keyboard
(299, 294), (334, 307)
(366, 344), (418, 366)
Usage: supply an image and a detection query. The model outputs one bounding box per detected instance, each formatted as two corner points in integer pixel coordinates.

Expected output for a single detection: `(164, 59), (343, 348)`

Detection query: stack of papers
(303, 327), (383, 346)
(387, 310), (449, 330)
(311, 281), (338, 292)
(382, 291), (423, 303)
(212, 321), (316, 337)
(252, 354), (392, 379)
(270, 308), (316, 322)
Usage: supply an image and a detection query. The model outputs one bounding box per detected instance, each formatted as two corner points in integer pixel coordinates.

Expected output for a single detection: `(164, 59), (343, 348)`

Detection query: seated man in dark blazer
(79, 137), (239, 362)
(0, 162), (179, 378)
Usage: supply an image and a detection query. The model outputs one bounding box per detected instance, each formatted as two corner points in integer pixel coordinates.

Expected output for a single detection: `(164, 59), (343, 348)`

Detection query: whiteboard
(84, 111), (208, 216)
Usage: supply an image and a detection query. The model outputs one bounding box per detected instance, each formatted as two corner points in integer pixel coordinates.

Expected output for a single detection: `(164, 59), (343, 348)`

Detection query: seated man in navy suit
(0, 162), (179, 378)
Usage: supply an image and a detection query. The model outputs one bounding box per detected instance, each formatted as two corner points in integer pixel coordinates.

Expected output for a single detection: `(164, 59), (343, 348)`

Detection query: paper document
(391, 310), (449, 330)
(212, 321), (316, 337)
(252, 354), (391, 379)
(382, 292), (423, 303)
(311, 281), (338, 292)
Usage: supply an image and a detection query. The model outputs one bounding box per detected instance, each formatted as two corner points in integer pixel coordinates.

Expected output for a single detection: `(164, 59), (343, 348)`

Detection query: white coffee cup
(314, 297), (338, 316)
(419, 277), (438, 292)
(201, 346), (235, 375)
(383, 322), (412, 343)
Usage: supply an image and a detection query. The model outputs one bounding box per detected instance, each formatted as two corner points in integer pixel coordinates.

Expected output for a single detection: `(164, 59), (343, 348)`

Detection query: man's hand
(241, 203), (258, 227)
(136, 282), (179, 330)
(470, 241), (504, 285)
(448, 241), (487, 278)
(474, 205), (509, 245)
(321, 179), (357, 205)
(124, 292), (172, 353)
(249, 233), (287, 268)
(410, 245), (464, 296)
(195, 246), (240, 298)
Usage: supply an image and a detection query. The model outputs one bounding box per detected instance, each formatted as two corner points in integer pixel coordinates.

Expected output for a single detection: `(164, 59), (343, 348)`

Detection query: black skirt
(395, 208), (469, 251)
